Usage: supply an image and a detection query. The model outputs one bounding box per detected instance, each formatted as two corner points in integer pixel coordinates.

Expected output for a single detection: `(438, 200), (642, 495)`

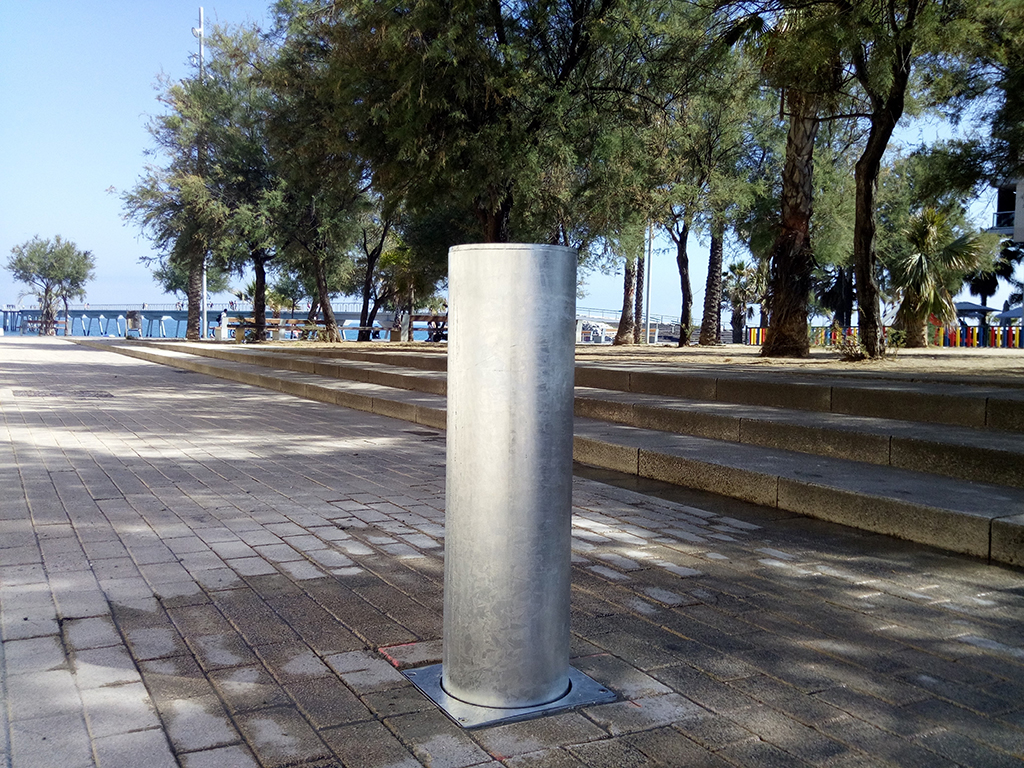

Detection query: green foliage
(125, 24), (283, 339)
(722, 258), (761, 315)
(151, 258), (231, 298)
(889, 207), (998, 344)
(6, 236), (95, 334)
(876, 142), (984, 296)
(288, 0), (679, 244)
(111, 0), (1021, 350)
(269, 273), (309, 312)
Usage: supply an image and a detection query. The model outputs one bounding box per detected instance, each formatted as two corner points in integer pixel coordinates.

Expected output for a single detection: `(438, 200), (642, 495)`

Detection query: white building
(991, 179), (1024, 243)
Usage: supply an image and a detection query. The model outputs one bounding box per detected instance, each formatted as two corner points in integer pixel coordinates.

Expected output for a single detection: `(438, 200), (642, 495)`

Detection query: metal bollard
(404, 243), (614, 728)
(444, 243), (577, 707)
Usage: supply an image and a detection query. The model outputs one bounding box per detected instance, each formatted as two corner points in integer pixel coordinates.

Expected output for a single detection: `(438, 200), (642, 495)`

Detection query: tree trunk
(477, 188), (514, 243)
(314, 257), (342, 342)
(39, 288), (56, 335)
(358, 223), (391, 341)
(903, 315), (928, 348)
(633, 251), (645, 343)
(853, 36), (915, 358)
(730, 307), (745, 344)
(699, 216), (725, 346)
(186, 251), (203, 340)
(836, 267), (853, 328)
(853, 127), (892, 358)
(762, 89), (819, 358)
(358, 253), (379, 342)
(673, 221), (693, 347)
(614, 257), (637, 345)
(253, 253), (269, 342)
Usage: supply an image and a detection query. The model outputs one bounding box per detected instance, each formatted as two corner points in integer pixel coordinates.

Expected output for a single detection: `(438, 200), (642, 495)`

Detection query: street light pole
(645, 222), (653, 343)
(192, 8), (207, 339)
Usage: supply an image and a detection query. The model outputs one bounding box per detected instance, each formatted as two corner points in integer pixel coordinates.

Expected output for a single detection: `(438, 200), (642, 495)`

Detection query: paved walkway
(1, 336), (1023, 768)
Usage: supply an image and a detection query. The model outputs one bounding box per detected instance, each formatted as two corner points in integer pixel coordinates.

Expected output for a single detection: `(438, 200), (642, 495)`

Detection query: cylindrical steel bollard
(443, 243), (577, 709)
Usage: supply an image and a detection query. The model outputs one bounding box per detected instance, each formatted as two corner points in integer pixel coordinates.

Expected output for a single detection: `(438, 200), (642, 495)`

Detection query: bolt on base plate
(403, 664), (616, 729)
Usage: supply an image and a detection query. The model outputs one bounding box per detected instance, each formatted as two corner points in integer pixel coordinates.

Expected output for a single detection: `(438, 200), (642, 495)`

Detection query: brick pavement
(1, 336), (1023, 768)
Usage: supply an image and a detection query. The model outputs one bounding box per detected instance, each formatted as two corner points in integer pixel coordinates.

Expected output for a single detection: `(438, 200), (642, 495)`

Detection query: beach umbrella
(954, 301), (999, 319)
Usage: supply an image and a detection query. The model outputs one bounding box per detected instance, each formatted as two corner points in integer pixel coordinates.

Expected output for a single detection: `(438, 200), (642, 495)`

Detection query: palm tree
(889, 208), (994, 347)
(722, 259), (761, 343)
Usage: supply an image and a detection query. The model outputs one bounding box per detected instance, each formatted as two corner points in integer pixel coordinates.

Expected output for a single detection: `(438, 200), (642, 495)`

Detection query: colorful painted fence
(745, 326), (1024, 349)
(939, 325), (1024, 348)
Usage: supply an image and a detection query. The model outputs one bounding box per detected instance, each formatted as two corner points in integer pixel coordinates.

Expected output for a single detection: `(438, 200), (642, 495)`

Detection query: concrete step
(134, 340), (1024, 433)
(132, 341), (1024, 491)
(77, 338), (1024, 569)
(575, 387), (1024, 490)
(140, 340), (448, 395)
(573, 418), (1024, 568)
(264, 344), (448, 372)
(576, 363), (1024, 433)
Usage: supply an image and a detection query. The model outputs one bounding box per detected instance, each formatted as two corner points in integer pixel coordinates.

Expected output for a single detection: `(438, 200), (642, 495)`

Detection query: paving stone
(9, 713), (94, 768)
(6, 668), (83, 720)
(378, 639), (444, 670)
(213, 588), (301, 646)
(320, 719), (421, 768)
(916, 729), (1024, 768)
(566, 737), (657, 768)
(284, 676), (372, 729)
(725, 704), (851, 764)
(209, 664), (291, 713)
(159, 695), (241, 754)
(670, 709), (758, 751)
(234, 706), (332, 767)
(92, 727), (178, 768)
(165, 603), (235, 636)
(227, 556), (279, 577)
(572, 653), (673, 699)
(2, 614), (60, 642)
(716, 736), (817, 768)
(899, 697), (1024, 756)
(139, 655), (219, 702)
(80, 682), (162, 737)
(254, 642), (333, 683)
(816, 714), (961, 768)
(584, 692), (707, 735)
(504, 750), (589, 768)
(621, 726), (732, 767)
(385, 709), (493, 768)
(121, 625), (188, 661)
(188, 632), (260, 671)
(472, 713), (607, 759)
(63, 616), (121, 651)
(4, 634), (67, 674)
(360, 686), (435, 718)
(180, 744), (262, 768)
(325, 650), (409, 693)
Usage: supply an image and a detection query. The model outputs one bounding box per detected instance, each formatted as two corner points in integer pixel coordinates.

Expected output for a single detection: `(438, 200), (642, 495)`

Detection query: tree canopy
(119, 0), (1022, 348)
(6, 236), (95, 335)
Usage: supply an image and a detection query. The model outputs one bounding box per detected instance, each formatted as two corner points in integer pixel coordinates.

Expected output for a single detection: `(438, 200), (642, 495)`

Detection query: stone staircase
(76, 339), (1024, 568)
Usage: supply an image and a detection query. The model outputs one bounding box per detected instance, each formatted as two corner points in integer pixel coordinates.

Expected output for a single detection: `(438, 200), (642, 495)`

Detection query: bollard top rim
(449, 243), (577, 255)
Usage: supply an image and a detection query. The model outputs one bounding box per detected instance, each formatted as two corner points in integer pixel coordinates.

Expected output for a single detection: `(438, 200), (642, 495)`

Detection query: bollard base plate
(403, 664), (616, 729)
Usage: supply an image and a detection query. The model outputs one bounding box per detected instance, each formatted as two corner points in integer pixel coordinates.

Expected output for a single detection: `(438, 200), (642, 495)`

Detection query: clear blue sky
(0, 1), (271, 309)
(0, 2), (1008, 320)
